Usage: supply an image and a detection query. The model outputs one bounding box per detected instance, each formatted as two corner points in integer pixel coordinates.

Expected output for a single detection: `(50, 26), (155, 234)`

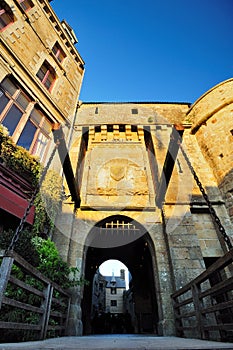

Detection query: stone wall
(76, 102), (189, 126)
(55, 96), (233, 336)
(1, 0), (84, 121)
(52, 84), (233, 337)
(187, 79), (233, 226)
(1, 0), (84, 177)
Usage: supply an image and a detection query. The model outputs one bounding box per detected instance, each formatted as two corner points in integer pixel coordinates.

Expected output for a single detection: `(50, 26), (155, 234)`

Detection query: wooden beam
(52, 125), (80, 208)
(156, 125), (184, 208)
(0, 256), (14, 308)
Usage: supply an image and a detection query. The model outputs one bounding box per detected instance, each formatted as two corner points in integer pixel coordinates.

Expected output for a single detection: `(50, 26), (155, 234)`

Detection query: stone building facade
(91, 269), (127, 334)
(92, 270), (126, 317)
(0, 0), (84, 163)
(0, 0), (84, 230)
(52, 80), (233, 336)
(1, 0), (233, 340)
(105, 271), (126, 314)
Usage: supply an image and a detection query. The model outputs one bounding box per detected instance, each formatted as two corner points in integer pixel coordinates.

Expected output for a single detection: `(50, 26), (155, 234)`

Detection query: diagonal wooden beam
(52, 124), (80, 208)
(156, 124), (184, 208)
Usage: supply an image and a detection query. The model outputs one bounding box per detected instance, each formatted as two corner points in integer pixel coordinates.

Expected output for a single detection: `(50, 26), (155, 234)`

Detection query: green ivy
(33, 170), (63, 235)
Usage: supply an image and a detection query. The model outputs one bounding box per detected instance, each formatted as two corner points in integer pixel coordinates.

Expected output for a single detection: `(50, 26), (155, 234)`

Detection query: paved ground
(0, 335), (233, 350)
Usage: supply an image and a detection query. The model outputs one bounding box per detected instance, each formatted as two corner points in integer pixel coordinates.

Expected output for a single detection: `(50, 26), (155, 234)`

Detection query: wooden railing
(171, 248), (233, 342)
(0, 250), (71, 341)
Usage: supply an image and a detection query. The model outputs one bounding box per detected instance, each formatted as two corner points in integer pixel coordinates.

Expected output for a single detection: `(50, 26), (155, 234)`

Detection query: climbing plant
(0, 124), (41, 185)
(0, 124), (63, 236)
(33, 169), (63, 235)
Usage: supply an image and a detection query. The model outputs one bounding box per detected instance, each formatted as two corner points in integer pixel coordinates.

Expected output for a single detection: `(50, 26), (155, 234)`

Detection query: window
(95, 125), (101, 133)
(0, 2), (14, 31)
(18, 108), (52, 160)
(17, 0), (34, 11)
(111, 300), (117, 307)
(107, 125), (113, 132)
(131, 108), (138, 114)
(36, 61), (56, 91)
(52, 42), (66, 63)
(111, 287), (117, 294)
(0, 77), (52, 160)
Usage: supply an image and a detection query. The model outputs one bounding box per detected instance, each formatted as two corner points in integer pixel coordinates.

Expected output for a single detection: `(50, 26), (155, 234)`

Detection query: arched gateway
(52, 96), (233, 338)
(82, 215), (159, 335)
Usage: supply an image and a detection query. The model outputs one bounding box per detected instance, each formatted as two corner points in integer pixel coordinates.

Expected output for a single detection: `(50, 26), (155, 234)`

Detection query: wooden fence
(0, 250), (71, 341)
(171, 248), (233, 342)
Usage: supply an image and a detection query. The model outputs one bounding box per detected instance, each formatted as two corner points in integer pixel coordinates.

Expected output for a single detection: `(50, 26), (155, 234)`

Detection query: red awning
(0, 185), (35, 224)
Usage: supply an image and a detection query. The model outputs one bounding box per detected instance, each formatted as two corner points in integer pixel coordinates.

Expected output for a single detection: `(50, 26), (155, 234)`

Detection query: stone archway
(81, 215), (159, 335)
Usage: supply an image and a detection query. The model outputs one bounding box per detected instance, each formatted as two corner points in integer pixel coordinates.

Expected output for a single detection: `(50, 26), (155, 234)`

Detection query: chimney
(120, 269), (125, 280)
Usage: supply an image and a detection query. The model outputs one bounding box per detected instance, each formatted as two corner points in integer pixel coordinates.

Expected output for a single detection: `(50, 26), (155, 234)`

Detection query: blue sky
(52, 0), (233, 103)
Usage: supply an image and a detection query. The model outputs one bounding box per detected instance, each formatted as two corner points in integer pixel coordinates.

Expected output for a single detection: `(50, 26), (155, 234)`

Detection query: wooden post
(172, 296), (184, 337)
(192, 283), (206, 339)
(0, 255), (14, 308)
(40, 284), (54, 340)
(64, 297), (71, 336)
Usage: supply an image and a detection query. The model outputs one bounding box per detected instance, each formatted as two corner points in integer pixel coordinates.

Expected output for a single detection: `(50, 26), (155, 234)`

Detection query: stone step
(0, 335), (233, 350)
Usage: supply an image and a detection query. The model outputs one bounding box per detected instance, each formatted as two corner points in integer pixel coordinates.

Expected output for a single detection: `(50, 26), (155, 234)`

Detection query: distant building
(91, 269), (126, 316)
(105, 269), (126, 314)
(91, 269), (127, 334)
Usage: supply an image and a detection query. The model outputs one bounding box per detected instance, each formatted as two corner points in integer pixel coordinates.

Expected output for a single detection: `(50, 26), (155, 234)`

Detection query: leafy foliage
(0, 124), (41, 185)
(32, 236), (82, 288)
(33, 170), (63, 235)
(0, 230), (86, 342)
(0, 229), (39, 266)
(0, 230), (83, 289)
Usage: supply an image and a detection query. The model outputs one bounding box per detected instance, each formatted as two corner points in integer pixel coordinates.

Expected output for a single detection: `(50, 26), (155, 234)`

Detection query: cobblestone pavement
(0, 335), (233, 350)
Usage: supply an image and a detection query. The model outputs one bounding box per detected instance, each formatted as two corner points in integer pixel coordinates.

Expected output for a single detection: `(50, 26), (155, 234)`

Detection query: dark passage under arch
(81, 215), (159, 335)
